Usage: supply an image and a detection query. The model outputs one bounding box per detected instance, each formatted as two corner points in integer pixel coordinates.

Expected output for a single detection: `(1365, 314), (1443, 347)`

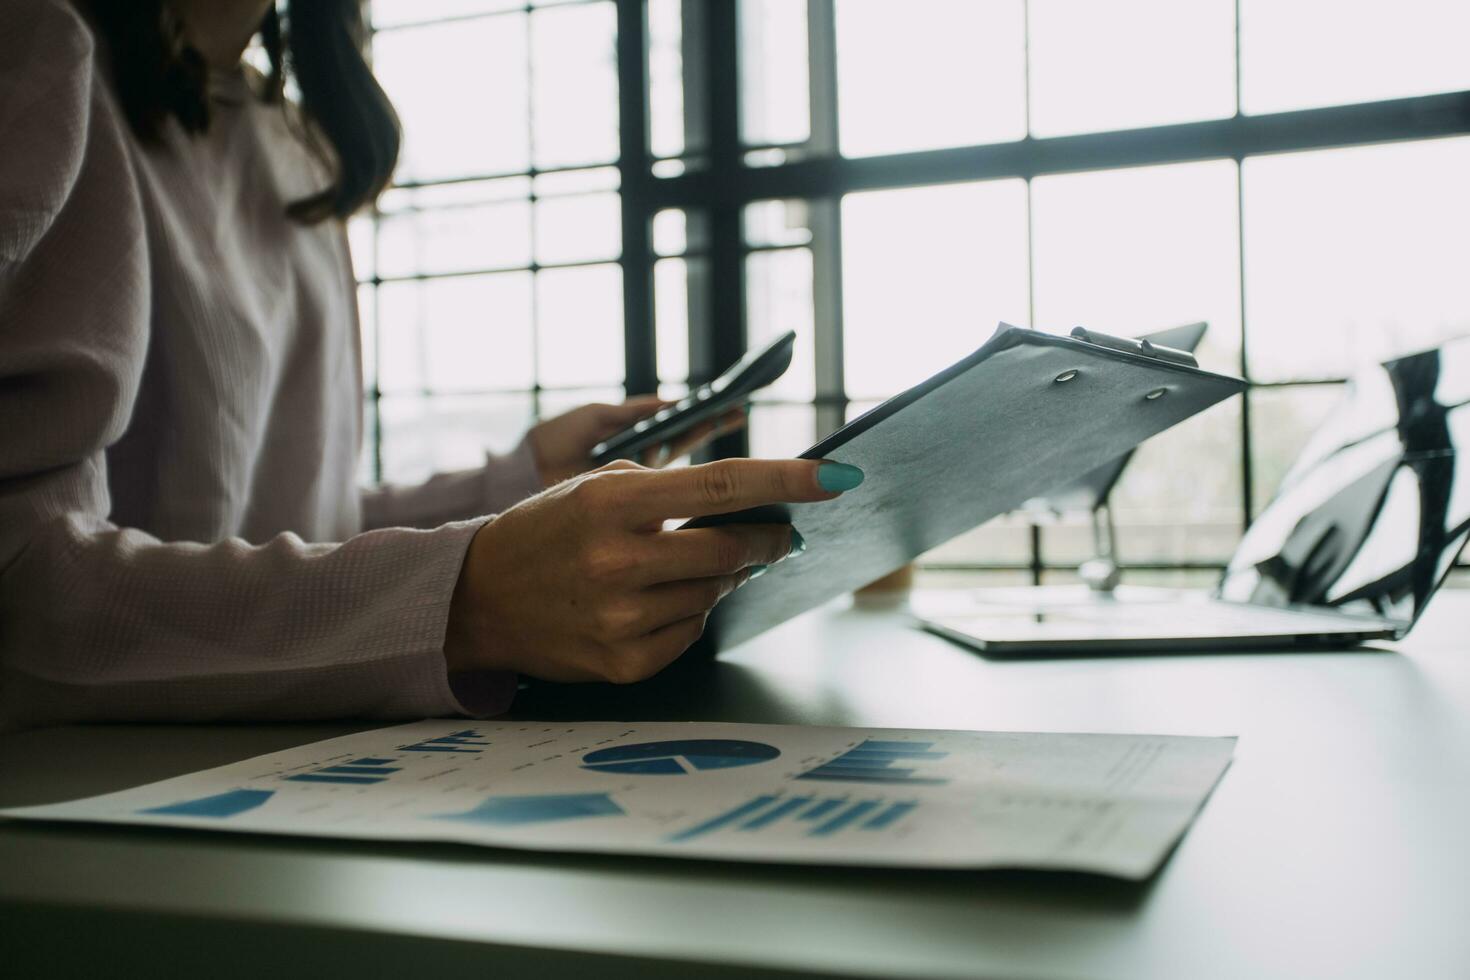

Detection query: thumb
(602, 395), (669, 426)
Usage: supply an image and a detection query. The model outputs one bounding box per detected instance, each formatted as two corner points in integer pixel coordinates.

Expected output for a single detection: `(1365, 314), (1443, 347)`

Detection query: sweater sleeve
(0, 0), (513, 732)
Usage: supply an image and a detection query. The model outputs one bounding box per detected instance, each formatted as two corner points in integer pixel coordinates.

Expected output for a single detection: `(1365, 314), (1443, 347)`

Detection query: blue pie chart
(581, 739), (780, 776)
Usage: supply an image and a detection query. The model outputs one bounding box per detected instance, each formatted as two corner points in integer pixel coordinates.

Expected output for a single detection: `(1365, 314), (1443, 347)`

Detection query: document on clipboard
(692, 324), (1247, 652)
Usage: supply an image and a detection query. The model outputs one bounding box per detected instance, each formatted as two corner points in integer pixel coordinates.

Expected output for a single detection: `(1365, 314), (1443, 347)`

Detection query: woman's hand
(444, 457), (864, 684)
(526, 396), (748, 486)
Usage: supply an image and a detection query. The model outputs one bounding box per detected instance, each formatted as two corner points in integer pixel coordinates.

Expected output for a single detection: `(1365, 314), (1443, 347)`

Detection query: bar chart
(284, 758), (403, 786)
(397, 729), (491, 754)
(140, 788), (274, 819)
(436, 792), (625, 826)
(668, 794), (920, 841)
(796, 739), (950, 786)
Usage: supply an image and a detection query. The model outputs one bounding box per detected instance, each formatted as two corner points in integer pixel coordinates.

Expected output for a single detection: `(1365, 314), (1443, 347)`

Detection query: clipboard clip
(1069, 326), (1198, 369)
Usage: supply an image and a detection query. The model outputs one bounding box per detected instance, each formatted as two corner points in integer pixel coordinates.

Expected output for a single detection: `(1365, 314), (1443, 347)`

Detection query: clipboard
(690, 324), (1247, 652)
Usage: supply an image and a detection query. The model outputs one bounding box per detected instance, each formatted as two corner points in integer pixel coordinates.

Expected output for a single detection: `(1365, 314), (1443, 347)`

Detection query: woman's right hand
(444, 457), (864, 684)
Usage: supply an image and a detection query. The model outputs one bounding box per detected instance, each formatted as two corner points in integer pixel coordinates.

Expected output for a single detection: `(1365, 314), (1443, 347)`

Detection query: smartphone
(590, 330), (797, 465)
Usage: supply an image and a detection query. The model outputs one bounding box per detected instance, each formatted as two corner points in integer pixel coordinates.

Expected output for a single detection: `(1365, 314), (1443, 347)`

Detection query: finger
(637, 442), (675, 468)
(716, 406), (748, 430)
(588, 458), (646, 474)
(601, 395), (670, 427)
(619, 573), (745, 637)
(639, 407), (751, 469)
(641, 611), (711, 663)
(637, 524), (796, 584)
(613, 458), (863, 525)
(605, 612), (709, 683)
(660, 419), (721, 462)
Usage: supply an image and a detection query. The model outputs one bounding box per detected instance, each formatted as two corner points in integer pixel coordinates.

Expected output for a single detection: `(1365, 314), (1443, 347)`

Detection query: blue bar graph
(808, 765), (919, 777)
(141, 788), (274, 819)
(796, 739), (949, 786)
(285, 773), (384, 785)
(862, 802), (919, 830)
(739, 796), (814, 830)
(436, 792), (624, 826)
(399, 729), (491, 754)
(668, 795), (780, 842)
(798, 798), (846, 821)
(668, 793), (919, 842)
(317, 765), (399, 777)
(810, 800), (884, 836)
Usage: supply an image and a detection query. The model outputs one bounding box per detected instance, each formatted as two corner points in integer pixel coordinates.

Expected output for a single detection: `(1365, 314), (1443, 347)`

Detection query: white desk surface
(2, 589), (1468, 979)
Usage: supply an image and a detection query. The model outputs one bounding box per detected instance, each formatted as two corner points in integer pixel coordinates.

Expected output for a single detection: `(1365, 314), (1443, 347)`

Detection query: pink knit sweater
(0, 0), (534, 731)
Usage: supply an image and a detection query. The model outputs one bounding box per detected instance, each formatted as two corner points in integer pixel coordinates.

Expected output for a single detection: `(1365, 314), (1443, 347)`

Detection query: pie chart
(580, 739), (780, 775)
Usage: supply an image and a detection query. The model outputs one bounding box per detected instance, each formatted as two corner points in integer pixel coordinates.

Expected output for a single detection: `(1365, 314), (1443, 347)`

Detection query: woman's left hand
(527, 396), (748, 486)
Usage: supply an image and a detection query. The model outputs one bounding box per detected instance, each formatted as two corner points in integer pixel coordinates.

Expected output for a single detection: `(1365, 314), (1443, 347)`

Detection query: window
(358, 2), (624, 485)
(363, 1), (1470, 580)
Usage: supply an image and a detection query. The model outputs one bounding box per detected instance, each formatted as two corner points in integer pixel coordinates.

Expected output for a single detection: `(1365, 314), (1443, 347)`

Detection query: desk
(3, 591), (1468, 979)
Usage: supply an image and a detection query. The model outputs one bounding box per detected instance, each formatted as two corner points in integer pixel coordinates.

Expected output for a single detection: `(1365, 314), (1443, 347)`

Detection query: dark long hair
(78, 0), (400, 223)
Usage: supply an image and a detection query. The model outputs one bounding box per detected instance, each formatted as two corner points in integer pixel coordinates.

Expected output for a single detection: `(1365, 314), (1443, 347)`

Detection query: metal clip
(1069, 326), (1198, 368)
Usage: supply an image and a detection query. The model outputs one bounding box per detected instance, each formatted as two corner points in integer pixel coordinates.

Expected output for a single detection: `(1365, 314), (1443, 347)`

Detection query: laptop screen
(1219, 339), (1470, 631)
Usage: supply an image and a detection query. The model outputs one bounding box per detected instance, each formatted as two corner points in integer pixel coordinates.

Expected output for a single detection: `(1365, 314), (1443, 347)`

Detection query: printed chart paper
(0, 721), (1235, 878)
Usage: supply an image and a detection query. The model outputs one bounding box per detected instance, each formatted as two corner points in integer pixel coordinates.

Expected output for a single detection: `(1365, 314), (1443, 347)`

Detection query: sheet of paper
(0, 721), (1235, 878)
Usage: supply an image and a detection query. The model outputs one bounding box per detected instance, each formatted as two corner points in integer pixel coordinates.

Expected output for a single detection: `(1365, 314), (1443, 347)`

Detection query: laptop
(920, 338), (1470, 654)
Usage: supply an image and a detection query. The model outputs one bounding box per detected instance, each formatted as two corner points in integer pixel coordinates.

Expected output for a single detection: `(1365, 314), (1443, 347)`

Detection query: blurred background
(343, 0), (1470, 589)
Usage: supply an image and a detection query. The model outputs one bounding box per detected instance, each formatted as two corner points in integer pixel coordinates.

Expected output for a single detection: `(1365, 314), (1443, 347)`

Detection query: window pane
(1033, 513), (1106, 569)
(1028, 0), (1236, 137)
(377, 274), (535, 393)
(835, 0), (1025, 158)
(917, 568), (1033, 589)
(655, 257), (689, 384)
(923, 513), (1033, 567)
(739, 0), (810, 147)
(379, 394), (535, 485)
(748, 404), (817, 459)
(1243, 138), (1470, 382)
(531, 166), (620, 195)
(371, 1), (521, 30)
(746, 248), (815, 402)
(357, 283), (378, 389)
(358, 394), (378, 487)
(842, 180), (1029, 399)
(1241, 0), (1470, 115)
(1110, 399), (1243, 563)
(536, 264), (624, 387)
(377, 200), (532, 277)
(745, 199), (812, 248)
(379, 177), (532, 210)
(1032, 160), (1241, 374)
(1248, 384), (1344, 510)
(534, 192), (621, 266)
(648, 0), (685, 159)
(531, 3), (619, 169)
(653, 209), (687, 257)
(373, 17), (529, 181)
(537, 386), (627, 421)
(348, 215), (375, 281)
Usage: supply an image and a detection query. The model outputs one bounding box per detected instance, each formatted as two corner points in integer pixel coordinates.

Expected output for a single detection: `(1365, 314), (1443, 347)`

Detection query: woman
(0, 0), (864, 732)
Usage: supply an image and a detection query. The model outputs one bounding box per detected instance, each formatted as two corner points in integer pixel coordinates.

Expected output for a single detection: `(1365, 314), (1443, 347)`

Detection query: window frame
(362, 0), (1470, 578)
(618, 0), (1470, 578)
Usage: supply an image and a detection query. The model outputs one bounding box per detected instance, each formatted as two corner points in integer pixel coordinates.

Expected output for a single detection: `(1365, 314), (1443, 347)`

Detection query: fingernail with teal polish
(788, 529), (807, 557)
(747, 564), (769, 580)
(817, 462), (865, 492)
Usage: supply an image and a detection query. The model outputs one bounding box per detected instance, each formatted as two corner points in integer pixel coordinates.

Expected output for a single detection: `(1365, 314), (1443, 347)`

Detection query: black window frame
(615, 0), (1470, 579)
